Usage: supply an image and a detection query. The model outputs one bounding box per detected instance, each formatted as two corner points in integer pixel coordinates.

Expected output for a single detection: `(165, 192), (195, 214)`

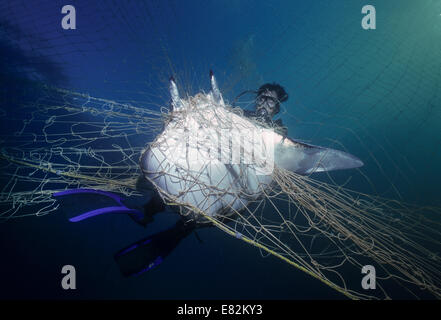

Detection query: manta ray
(140, 71), (363, 221)
(55, 71), (363, 276)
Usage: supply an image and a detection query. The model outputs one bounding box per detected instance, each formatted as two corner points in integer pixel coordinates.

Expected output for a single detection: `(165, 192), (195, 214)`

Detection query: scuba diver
(53, 82), (290, 277)
(237, 82), (289, 136)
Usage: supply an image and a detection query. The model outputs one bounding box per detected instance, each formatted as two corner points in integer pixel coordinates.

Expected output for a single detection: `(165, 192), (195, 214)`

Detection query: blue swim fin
(114, 220), (195, 276)
(53, 188), (143, 222)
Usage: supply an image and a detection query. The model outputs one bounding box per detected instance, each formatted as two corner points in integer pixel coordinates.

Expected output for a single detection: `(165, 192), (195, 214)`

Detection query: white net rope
(0, 85), (163, 219)
(139, 91), (441, 300)
(1, 81), (441, 300)
(1, 0), (441, 300)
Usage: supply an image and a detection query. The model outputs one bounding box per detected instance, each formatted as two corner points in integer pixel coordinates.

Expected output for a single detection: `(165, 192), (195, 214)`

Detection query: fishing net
(1, 77), (441, 300)
(136, 86), (441, 300)
(1, 0), (441, 300)
(0, 85), (162, 219)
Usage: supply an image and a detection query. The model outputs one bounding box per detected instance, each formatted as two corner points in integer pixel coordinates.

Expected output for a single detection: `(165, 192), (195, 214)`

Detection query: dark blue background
(1, 0), (440, 299)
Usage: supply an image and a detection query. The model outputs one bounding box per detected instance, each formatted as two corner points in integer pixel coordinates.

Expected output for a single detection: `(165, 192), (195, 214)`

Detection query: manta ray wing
(274, 137), (364, 175)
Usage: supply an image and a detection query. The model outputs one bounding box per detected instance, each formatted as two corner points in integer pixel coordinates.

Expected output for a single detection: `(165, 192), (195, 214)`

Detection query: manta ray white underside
(140, 72), (363, 219)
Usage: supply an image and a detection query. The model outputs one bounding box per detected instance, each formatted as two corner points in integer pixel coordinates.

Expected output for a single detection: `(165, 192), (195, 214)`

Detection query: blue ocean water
(1, 0), (440, 299)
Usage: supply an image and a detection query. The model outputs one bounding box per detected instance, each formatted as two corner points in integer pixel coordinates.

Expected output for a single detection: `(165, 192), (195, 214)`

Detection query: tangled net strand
(1, 84), (441, 300)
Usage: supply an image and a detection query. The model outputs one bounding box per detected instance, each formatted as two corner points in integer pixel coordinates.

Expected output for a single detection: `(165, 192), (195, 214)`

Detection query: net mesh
(0, 85), (163, 219)
(1, 0), (441, 300)
(136, 89), (441, 300)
